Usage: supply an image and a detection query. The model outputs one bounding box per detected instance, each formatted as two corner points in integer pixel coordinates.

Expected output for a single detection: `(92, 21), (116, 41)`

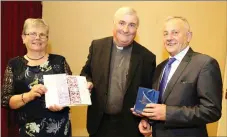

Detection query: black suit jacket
(152, 48), (222, 137)
(80, 36), (156, 136)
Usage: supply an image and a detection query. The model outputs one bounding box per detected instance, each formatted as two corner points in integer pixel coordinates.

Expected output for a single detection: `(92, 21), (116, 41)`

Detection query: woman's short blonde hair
(22, 18), (49, 34)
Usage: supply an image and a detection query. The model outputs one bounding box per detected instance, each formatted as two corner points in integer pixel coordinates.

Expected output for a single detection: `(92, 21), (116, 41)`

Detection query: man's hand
(139, 118), (152, 137)
(142, 103), (166, 121)
(130, 107), (143, 117)
(87, 82), (93, 93)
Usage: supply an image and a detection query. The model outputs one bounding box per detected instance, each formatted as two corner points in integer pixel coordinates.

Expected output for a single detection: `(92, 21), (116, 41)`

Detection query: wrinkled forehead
(115, 13), (138, 24)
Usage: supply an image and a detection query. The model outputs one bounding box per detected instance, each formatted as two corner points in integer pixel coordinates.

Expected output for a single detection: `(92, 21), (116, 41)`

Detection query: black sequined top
(1, 54), (72, 126)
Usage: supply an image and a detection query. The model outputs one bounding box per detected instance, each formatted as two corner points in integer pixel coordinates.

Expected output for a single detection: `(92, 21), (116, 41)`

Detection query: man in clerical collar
(80, 6), (156, 137)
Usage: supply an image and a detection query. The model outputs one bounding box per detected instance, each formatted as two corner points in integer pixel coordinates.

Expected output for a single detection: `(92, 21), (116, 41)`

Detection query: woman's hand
(9, 84), (47, 109)
(26, 84), (47, 101)
(48, 104), (64, 112)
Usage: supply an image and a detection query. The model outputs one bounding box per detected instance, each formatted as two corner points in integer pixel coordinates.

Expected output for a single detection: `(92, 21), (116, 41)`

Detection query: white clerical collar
(116, 45), (124, 50)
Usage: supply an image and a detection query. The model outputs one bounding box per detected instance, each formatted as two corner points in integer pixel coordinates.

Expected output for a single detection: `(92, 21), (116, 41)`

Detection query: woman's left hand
(48, 104), (64, 112)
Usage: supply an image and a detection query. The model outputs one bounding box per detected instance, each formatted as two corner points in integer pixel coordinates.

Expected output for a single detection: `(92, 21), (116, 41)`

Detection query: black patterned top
(1, 54), (72, 137)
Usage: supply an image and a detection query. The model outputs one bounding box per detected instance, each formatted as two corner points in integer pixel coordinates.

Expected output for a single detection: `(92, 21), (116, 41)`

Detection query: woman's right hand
(26, 84), (47, 101)
(9, 84), (47, 109)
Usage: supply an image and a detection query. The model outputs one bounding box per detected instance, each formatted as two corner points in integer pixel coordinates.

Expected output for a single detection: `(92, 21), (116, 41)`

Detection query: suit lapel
(124, 42), (141, 93)
(162, 48), (193, 103)
(99, 37), (113, 90)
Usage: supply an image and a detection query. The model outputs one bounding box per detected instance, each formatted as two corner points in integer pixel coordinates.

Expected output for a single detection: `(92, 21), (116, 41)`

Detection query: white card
(44, 74), (91, 107)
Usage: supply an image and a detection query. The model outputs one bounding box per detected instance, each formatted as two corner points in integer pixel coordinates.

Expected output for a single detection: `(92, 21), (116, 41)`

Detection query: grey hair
(113, 7), (139, 27)
(22, 18), (49, 34)
(165, 16), (191, 31)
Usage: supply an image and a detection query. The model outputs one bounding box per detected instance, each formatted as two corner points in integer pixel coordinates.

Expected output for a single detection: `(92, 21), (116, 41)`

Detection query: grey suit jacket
(80, 36), (156, 136)
(152, 48), (223, 137)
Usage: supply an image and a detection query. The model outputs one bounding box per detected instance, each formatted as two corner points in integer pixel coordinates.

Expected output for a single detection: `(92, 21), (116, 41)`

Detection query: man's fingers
(140, 119), (148, 128)
(145, 103), (155, 108)
(132, 112), (143, 117)
(131, 108), (143, 117)
(139, 119), (152, 136)
(143, 108), (154, 113)
(141, 112), (154, 118)
(87, 82), (93, 89)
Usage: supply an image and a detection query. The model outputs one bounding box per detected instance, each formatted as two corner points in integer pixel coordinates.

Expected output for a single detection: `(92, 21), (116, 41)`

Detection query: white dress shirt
(162, 46), (190, 93)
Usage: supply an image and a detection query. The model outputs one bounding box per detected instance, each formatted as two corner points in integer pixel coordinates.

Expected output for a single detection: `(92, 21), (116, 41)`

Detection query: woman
(1, 18), (72, 137)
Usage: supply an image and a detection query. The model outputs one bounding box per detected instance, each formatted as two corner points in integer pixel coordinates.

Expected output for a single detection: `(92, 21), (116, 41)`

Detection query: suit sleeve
(165, 58), (223, 127)
(149, 55), (156, 88)
(142, 54), (156, 89)
(80, 41), (94, 82)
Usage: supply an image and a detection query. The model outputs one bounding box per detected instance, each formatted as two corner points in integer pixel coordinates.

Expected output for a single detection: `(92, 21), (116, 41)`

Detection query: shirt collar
(113, 40), (133, 51)
(116, 45), (123, 50)
(169, 46), (190, 62)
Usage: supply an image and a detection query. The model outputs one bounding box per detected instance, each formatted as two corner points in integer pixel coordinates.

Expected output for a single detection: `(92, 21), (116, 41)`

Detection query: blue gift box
(134, 87), (159, 114)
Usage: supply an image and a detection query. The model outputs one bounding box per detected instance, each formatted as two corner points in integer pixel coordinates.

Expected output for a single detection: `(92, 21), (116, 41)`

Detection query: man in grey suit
(80, 7), (156, 137)
(134, 16), (223, 137)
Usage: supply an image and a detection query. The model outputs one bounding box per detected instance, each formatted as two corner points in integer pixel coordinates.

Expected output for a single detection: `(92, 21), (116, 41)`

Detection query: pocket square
(180, 80), (188, 84)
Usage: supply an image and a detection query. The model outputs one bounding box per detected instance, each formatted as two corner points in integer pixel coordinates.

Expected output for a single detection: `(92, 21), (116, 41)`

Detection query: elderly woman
(1, 18), (72, 137)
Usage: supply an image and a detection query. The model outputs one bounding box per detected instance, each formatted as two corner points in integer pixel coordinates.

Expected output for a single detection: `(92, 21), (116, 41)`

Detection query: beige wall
(43, 1), (227, 136)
